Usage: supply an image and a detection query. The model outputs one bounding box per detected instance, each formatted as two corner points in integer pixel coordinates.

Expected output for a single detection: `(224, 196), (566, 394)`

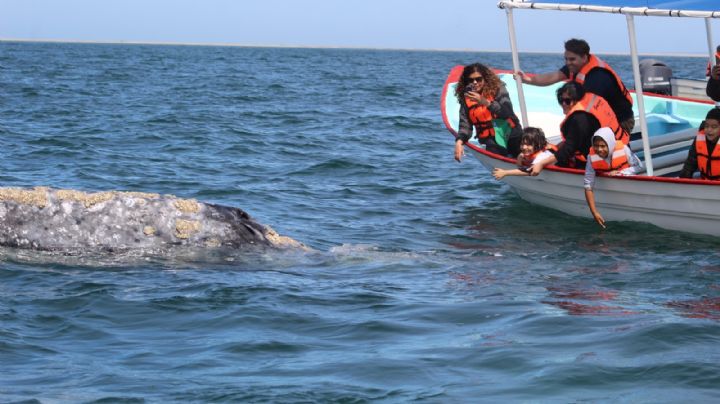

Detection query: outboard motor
(639, 59), (672, 95)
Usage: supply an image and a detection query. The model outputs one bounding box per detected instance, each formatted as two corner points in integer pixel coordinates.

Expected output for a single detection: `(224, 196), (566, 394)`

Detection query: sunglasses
(558, 97), (574, 105)
(468, 76), (484, 83)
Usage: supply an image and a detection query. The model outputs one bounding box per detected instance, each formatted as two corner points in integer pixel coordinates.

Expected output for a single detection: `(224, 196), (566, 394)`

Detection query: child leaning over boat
(679, 108), (720, 180)
(493, 127), (555, 180)
(584, 127), (643, 228)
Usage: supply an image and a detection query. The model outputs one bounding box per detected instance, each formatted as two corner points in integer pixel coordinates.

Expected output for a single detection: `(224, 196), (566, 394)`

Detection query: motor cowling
(639, 59), (672, 95)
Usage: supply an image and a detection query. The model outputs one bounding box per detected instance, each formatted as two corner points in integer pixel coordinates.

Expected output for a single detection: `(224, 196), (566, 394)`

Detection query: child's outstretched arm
(493, 167), (529, 180)
(584, 188), (606, 229)
(583, 159), (605, 228)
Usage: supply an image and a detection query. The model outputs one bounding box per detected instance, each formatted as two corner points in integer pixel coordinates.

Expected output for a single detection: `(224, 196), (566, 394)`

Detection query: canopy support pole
(706, 17), (715, 65)
(626, 14), (654, 176)
(505, 7), (528, 128)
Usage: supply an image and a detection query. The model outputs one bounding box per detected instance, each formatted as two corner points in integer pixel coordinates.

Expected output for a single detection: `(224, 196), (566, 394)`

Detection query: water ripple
(0, 42), (718, 402)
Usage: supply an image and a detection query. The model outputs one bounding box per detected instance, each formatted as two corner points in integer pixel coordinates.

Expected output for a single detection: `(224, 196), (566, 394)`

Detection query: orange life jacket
(589, 141), (630, 172)
(570, 54), (633, 107)
(695, 130), (720, 180)
(560, 93), (628, 163)
(465, 95), (516, 140)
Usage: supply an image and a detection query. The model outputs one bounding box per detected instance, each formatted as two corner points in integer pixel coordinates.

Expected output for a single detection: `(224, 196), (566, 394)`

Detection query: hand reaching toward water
(593, 211), (606, 229)
(454, 140), (465, 162)
(493, 168), (507, 180)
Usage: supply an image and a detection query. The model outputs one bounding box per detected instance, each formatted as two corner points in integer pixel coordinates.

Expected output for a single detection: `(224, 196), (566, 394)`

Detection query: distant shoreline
(0, 38), (709, 58)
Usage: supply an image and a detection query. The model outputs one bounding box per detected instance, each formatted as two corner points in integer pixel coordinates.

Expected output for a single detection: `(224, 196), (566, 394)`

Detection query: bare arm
(493, 167), (529, 180)
(584, 189), (606, 228)
(529, 154), (557, 176)
(516, 70), (567, 87)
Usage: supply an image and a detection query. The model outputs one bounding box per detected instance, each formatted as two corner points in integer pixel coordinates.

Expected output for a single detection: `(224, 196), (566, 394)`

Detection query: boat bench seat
(636, 149), (687, 174)
(629, 127), (695, 152)
(630, 127), (695, 176)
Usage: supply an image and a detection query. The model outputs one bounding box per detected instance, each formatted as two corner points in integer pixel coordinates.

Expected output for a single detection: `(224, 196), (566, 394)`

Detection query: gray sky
(1, 0), (718, 55)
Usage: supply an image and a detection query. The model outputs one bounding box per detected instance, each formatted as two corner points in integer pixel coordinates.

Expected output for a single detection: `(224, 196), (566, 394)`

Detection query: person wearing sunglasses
(454, 63), (523, 161)
(515, 38), (635, 134)
(530, 82), (625, 176)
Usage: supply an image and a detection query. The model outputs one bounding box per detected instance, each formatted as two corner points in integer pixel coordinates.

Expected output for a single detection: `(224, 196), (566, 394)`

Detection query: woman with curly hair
(454, 63), (522, 161)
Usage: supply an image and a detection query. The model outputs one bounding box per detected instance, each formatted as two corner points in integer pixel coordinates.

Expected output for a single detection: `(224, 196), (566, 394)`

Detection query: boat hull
(472, 148), (720, 236)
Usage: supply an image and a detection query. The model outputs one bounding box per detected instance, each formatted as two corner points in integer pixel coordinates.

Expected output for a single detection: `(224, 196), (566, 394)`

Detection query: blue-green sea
(1, 42), (719, 403)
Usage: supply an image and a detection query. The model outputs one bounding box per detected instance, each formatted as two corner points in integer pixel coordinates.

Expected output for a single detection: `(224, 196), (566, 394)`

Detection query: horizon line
(0, 37), (709, 58)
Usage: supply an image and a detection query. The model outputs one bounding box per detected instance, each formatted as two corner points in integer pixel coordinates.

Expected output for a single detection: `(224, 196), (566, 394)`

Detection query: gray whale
(0, 187), (305, 251)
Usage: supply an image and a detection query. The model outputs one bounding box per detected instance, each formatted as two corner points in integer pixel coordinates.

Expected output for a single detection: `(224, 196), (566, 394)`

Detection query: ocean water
(1, 42), (719, 403)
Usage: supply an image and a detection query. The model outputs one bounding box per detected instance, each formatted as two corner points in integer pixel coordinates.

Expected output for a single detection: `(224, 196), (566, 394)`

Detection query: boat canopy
(496, 0), (720, 176)
(498, 1), (720, 16)
(569, 0), (716, 8)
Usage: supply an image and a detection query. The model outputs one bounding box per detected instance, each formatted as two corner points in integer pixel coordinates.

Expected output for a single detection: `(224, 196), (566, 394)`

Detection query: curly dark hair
(455, 63), (502, 103)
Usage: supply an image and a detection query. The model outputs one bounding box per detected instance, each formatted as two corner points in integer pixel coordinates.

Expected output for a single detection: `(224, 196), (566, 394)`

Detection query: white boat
(441, 0), (720, 236)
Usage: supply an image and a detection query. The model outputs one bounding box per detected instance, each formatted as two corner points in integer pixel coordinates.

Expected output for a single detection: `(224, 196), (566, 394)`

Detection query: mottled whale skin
(0, 187), (304, 251)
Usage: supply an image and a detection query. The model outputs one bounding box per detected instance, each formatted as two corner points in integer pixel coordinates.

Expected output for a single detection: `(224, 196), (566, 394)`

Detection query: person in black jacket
(706, 48), (720, 102)
(530, 82), (601, 175)
(454, 63), (522, 161)
(679, 108), (720, 179)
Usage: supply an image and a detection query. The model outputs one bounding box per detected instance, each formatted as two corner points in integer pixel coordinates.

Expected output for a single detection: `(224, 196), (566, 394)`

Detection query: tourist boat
(441, 0), (720, 236)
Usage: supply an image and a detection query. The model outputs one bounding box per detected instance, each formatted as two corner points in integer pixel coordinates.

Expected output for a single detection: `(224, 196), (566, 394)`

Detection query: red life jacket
(559, 93), (628, 162)
(520, 144), (558, 167)
(589, 141), (630, 172)
(465, 95), (516, 140)
(570, 54), (633, 107)
(695, 130), (720, 180)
